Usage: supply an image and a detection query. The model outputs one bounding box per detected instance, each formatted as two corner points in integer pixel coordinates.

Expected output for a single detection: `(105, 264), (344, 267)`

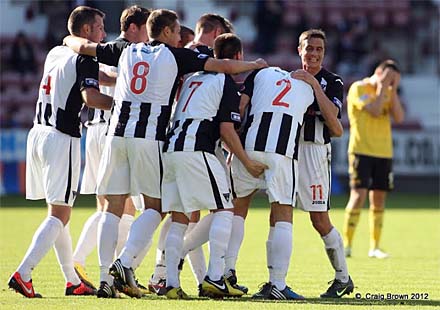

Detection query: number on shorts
(130, 61), (150, 94)
(310, 184), (323, 200)
(272, 78), (291, 108)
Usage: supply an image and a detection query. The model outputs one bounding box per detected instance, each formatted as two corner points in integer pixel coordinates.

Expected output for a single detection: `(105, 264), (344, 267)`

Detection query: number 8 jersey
(241, 67), (314, 159)
(95, 40), (209, 141)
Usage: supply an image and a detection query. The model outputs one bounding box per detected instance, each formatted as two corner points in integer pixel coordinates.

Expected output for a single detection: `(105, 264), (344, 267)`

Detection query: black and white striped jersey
(240, 67), (314, 159)
(86, 37), (129, 126)
(301, 68), (343, 144)
(164, 72), (241, 154)
(95, 40), (209, 141)
(34, 45), (99, 137)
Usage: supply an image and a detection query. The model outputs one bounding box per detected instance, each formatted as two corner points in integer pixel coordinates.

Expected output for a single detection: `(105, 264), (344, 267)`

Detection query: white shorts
(26, 125), (80, 207)
(231, 151), (297, 206)
(96, 136), (162, 198)
(80, 123), (107, 194)
(296, 142), (331, 212)
(162, 151), (233, 214)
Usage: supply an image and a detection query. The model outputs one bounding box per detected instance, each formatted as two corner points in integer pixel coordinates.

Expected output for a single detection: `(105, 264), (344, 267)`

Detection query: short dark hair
(120, 5), (151, 32)
(67, 6), (105, 36)
(195, 13), (234, 35)
(147, 9), (179, 39)
(214, 33), (242, 59)
(180, 25), (194, 47)
(298, 28), (326, 48)
(377, 59), (400, 73)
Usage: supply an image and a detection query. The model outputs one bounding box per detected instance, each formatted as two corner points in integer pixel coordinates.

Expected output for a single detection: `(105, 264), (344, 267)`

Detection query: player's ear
(128, 23), (137, 33)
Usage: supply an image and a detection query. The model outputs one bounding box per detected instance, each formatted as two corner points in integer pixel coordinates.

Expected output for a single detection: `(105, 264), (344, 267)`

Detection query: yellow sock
(343, 208), (361, 248)
(369, 207), (384, 250)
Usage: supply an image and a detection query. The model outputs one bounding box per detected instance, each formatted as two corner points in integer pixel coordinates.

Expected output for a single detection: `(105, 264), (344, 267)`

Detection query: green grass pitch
(0, 193), (439, 309)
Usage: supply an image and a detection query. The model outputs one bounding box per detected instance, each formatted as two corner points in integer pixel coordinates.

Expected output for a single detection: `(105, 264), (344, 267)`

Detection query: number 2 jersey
(164, 71), (241, 154)
(240, 67), (314, 159)
(34, 45), (99, 137)
(95, 40), (209, 141)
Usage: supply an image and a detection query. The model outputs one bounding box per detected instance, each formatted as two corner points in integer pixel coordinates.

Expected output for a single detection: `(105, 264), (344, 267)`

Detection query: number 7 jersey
(240, 67), (314, 159)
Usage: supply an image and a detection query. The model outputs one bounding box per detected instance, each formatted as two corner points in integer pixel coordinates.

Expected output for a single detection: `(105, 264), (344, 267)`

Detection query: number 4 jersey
(34, 46), (99, 137)
(240, 67), (314, 159)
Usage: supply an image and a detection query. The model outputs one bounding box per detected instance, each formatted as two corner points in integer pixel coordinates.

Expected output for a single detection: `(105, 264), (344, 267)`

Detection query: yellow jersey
(347, 78), (393, 158)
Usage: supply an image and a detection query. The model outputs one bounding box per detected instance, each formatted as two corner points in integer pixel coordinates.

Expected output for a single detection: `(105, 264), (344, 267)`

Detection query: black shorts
(348, 154), (393, 191)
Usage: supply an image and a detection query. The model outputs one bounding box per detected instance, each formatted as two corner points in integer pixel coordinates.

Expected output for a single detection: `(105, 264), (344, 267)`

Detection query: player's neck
(303, 64), (321, 76)
(194, 33), (213, 48)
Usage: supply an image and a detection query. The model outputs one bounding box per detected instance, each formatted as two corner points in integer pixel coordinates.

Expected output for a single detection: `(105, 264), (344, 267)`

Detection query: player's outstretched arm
(220, 122), (268, 178)
(99, 70), (117, 86)
(63, 35), (98, 56)
(205, 58), (268, 75)
(81, 88), (112, 110)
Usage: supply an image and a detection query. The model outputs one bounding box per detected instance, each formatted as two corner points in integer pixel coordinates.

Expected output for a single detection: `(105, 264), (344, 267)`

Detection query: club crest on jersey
(360, 94), (369, 102)
(85, 78), (99, 88)
(197, 53), (209, 59)
(231, 112), (241, 122)
(320, 78), (327, 91)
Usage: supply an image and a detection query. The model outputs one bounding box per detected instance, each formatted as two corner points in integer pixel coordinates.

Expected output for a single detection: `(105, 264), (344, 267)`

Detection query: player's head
(375, 59), (400, 75)
(178, 25), (194, 48)
(68, 6), (106, 43)
(214, 33), (242, 60)
(147, 9), (181, 48)
(196, 13), (234, 36)
(297, 28), (326, 73)
(120, 5), (151, 43)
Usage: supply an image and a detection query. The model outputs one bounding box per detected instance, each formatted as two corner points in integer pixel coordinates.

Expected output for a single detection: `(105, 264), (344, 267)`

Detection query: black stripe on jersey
(36, 102), (42, 124)
(323, 124), (331, 144)
(275, 114), (293, 155)
(303, 115), (315, 142)
(64, 140), (72, 203)
(156, 105), (172, 141)
(163, 120), (180, 152)
(293, 122), (302, 160)
(240, 114), (253, 146)
(114, 101), (131, 137)
(44, 103), (53, 126)
(194, 119), (218, 154)
(134, 102), (151, 138)
(254, 112), (273, 151)
(174, 119), (193, 151)
(202, 152), (224, 209)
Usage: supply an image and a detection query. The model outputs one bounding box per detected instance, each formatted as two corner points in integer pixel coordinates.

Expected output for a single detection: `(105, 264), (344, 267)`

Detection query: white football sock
(119, 209), (161, 268)
(322, 227), (349, 282)
(98, 212), (120, 284)
(207, 211), (233, 281)
(54, 223), (81, 285)
(152, 216), (171, 281)
(187, 222), (206, 285)
(224, 215), (245, 273)
(165, 222), (187, 288)
(17, 216), (64, 282)
(73, 210), (102, 267)
(266, 226), (275, 283)
(271, 222), (292, 290)
(132, 238), (152, 270)
(182, 213), (213, 257)
(115, 214), (134, 256)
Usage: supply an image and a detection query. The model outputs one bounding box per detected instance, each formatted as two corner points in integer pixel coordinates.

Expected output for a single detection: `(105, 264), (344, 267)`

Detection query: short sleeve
(217, 75), (241, 127)
(326, 75), (344, 119)
(96, 40), (130, 66)
(170, 47), (210, 76)
(347, 81), (369, 110)
(77, 55), (99, 91)
(241, 69), (261, 98)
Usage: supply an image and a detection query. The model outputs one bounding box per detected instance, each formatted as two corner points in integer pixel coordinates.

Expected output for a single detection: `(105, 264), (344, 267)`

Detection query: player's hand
(391, 71), (401, 89)
(254, 58), (268, 69)
(244, 160), (268, 178)
(378, 68), (393, 88)
(291, 69), (318, 87)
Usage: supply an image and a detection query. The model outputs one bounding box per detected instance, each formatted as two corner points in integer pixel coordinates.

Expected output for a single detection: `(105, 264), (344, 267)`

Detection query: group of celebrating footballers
(8, 4), (358, 301)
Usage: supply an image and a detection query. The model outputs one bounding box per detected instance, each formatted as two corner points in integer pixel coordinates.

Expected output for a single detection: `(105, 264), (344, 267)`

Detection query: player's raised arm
(204, 57), (268, 75)
(64, 35), (98, 56)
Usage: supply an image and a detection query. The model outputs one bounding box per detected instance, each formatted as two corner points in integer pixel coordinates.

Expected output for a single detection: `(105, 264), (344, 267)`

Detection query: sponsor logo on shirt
(231, 112), (241, 122)
(320, 77), (327, 91)
(85, 78), (99, 88)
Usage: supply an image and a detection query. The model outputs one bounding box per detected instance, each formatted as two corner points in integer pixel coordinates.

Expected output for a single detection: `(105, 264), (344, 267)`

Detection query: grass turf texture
(0, 194), (439, 309)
